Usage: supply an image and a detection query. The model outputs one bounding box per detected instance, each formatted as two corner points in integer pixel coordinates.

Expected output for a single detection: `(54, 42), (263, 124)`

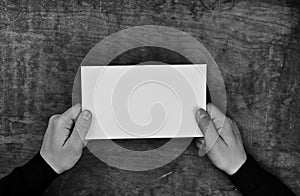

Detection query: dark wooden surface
(0, 0), (299, 195)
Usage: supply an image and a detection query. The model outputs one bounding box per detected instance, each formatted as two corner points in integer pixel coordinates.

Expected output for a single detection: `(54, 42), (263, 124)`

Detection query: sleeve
(228, 154), (296, 196)
(0, 152), (59, 196)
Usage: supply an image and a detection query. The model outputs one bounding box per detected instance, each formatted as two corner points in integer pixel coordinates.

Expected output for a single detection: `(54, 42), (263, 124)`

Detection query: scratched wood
(0, 0), (299, 195)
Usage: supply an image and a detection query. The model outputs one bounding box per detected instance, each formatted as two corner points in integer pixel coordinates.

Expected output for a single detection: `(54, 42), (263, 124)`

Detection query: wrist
(226, 154), (247, 175)
(40, 150), (63, 174)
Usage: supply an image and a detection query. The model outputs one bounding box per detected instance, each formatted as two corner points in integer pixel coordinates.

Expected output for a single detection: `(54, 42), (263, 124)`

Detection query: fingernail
(199, 109), (208, 118)
(81, 110), (91, 120)
(196, 137), (206, 147)
(196, 109), (206, 122)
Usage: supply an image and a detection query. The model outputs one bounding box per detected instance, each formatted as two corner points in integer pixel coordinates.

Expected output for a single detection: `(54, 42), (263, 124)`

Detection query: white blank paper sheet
(81, 64), (206, 139)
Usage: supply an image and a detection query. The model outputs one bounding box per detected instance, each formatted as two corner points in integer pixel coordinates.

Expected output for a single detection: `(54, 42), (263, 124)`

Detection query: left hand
(40, 104), (92, 174)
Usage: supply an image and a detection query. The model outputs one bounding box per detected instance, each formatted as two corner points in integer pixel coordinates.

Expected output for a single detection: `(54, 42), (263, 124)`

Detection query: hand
(40, 104), (92, 174)
(195, 103), (247, 175)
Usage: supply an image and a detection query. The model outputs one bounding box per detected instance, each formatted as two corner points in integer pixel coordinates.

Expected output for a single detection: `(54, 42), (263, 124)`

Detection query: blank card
(81, 64), (206, 139)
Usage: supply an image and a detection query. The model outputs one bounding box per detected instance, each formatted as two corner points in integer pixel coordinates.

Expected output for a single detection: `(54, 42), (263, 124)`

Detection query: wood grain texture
(0, 0), (299, 195)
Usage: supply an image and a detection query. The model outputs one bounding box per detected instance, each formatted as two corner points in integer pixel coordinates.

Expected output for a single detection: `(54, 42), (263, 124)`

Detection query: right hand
(195, 104), (247, 175)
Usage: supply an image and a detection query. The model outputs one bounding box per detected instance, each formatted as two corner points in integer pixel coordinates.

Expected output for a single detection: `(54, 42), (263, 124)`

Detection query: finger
(232, 120), (243, 141)
(206, 103), (226, 130)
(60, 104), (82, 129)
(49, 114), (60, 125)
(67, 110), (92, 148)
(206, 104), (236, 144)
(195, 108), (225, 156)
(217, 117), (236, 145)
(195, 137), (205, 149)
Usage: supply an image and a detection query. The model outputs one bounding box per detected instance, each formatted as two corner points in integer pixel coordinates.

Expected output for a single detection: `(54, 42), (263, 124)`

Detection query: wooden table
(0, 0), (299, 195)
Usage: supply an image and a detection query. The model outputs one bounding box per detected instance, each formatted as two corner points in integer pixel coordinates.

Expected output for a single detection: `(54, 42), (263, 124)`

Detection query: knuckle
(49, 115), (56, 122)
(55, 116), (65, 126)
(49, 114), (59, 124)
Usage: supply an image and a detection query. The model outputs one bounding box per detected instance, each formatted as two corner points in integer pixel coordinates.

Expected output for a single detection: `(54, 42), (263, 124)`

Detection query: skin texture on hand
(40, 104), (92, 174)
(195, 104), (247, 175)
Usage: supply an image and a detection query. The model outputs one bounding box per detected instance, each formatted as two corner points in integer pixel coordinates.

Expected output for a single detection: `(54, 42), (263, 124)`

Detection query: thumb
(68, 110), (92, 147)
(196, 109), (211, 135)
(195, 108), (223, 156)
